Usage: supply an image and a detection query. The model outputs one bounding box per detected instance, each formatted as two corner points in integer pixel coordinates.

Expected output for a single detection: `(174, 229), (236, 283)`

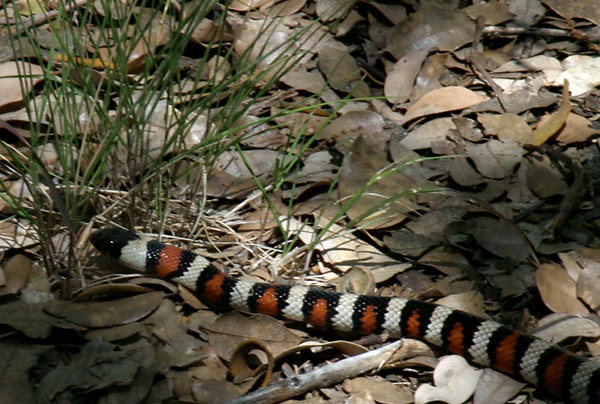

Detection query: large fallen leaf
(338, 136), (419, 229)
(535, 263), (589, 317)
(387, 5), (475, 59)
(533, 313), (600, 343)
(207, 312), (303, 361)
(555, 56), (600, 96)
(44, 291), (164, 327)
(401, 87), (486, 124)
(462, 217), (531, 262)
(465, 139), (523, 179)
(0, 61), (44, 112)
(384, 49), (430, 104)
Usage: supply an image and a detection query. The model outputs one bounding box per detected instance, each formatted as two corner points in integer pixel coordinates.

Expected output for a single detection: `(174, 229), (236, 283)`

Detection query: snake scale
(91, 228), (600, 404)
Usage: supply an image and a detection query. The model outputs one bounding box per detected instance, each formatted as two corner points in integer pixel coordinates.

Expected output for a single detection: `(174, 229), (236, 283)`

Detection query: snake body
(90, 228), (600, 404)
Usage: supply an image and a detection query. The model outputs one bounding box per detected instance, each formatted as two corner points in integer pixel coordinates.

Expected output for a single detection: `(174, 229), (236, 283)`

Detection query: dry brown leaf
(542, 0), (600, 26)
(449, 156), (485, 186)
(577, 265), (600, 314)
(464, 0), (513, 25)
(387, 5), (475, 59)
(465, 139), (523, 179)
(229, 0), (271, 11)
(473, 369), (526, 404)
(282, 216), (410, 280)
(318, 110), (386, 154)
(0, 62), (44, 112)
(531, 80), (570, 145)
(44, 291), (164, 328)
(207, 312), (303, 361)
(535, 263), (589, 317)
(401, 87), (486, 125)
(343, 377), (413, 404)
(339, 136), (418, 229)
(400, 117), (456, 150)
(384, 49), (429, 104)
(556, 56), (600, 96)
(556, 113), (600, 144)
(0, 255), (32, 296)
(384, 230), (440, 258)
(526, 158), (568, 198)
(463, 217), (531, 262)
(317, 43), (369, 97)
(435, 291), (485, 317)
(534, 313), (600, 343)
(477, 113), (532, 144)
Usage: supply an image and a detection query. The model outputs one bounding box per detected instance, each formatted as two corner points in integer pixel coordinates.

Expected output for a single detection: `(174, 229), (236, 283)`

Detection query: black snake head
(91, 228), (141, 260)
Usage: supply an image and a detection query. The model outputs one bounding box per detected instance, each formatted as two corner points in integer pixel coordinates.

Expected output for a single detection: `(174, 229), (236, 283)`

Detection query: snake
(90, 227), (600, 404)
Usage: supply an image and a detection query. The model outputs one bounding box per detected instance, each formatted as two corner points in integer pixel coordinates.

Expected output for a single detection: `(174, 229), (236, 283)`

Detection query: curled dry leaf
(531, 80), (570, 146)
(229, 341), (274, 386)
(207, 312), (303, 361)
(275, 340), (368, 361)
(336, 266), (375, 295)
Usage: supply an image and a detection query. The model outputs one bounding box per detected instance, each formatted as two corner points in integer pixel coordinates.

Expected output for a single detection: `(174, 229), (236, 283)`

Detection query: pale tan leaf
(384, 49), (429, 104)
(535, 263), (589, 317)
(465, 139), (523, 179)
(401, 87), (486, 125)
(534, 313), (600, 343)
(477, 113), (532, 144)
(0, 62), (44, 112)
(344, 377), (413, 404)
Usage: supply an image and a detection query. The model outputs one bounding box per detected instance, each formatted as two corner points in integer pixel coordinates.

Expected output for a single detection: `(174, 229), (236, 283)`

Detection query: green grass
(0, 0), (424, 286)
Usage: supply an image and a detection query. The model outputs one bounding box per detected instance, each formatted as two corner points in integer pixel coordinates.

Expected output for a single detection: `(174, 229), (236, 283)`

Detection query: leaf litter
(2, 0), (600, 403)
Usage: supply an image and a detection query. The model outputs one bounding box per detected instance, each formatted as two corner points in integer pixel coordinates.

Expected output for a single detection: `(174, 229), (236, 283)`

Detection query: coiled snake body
(91, 228), (600, 404)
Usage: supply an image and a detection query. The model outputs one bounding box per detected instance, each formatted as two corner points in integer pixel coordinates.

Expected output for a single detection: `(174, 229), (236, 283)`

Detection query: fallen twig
(225, 339), (433, 404)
